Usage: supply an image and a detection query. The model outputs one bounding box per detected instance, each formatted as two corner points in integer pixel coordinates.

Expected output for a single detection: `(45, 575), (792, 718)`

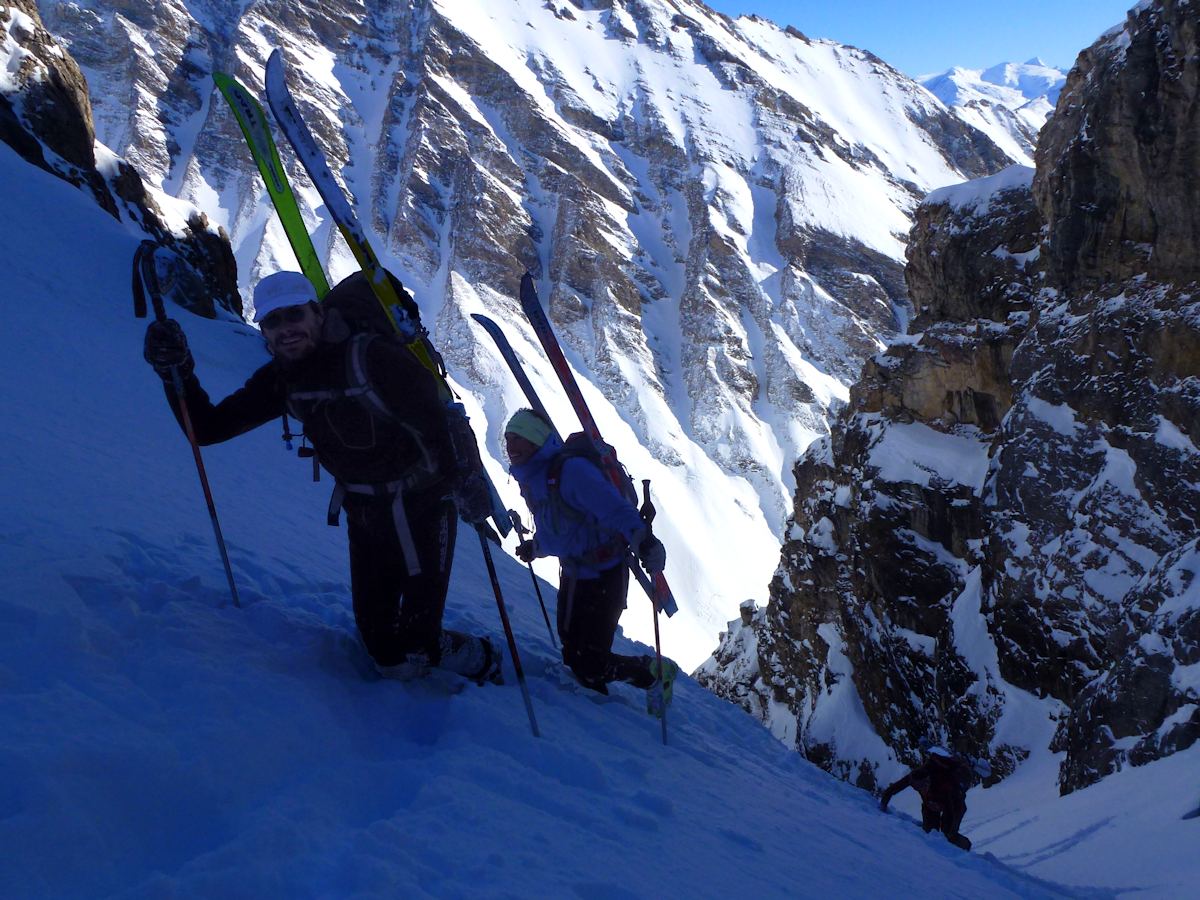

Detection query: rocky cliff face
(32, 0), (1011, 662)
(0, 0), (238, 316)
(701, 0), (1200, 795)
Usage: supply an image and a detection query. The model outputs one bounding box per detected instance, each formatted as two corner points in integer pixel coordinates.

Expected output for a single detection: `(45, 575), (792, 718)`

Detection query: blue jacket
(510, 434), (647, 578)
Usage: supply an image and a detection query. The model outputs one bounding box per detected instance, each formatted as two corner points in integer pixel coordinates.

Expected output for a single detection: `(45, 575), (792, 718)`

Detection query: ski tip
(265, 48), (286, 92)
(469, 312), (500, 331)
(516, 273), (540, 309)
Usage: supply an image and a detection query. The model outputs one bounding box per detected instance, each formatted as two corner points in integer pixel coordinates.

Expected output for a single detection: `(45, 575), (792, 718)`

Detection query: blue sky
(704, 0), (1138, 76)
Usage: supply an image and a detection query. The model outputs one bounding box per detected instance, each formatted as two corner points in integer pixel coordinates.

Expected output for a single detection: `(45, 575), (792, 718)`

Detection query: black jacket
(881, 755), (973, 809)
(165, 335), (455, 489)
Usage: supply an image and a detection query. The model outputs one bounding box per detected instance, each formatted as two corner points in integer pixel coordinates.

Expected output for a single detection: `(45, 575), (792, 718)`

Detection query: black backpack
(319, 270), (435, 362)
(542, 432), (639, 568)
(283, 270), (479, 484)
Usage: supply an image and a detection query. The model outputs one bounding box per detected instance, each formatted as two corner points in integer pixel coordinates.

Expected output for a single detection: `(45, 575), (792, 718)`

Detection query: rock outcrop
(701, 0), (1200, 795)
(1036, 0), (1200, 293)
(1, 0), (238, 316)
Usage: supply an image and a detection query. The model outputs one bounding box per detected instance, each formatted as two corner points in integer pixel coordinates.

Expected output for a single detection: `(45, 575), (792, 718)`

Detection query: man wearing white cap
(143, 270), (501, 684)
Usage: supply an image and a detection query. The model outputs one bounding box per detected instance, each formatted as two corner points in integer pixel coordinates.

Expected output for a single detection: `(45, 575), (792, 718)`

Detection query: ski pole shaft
(652, 596), (667, 746)
(528, 565), (557, 650)
(510, 510), (557, 649)
(477, 528), (540, 737)
(641, 481), (667, 745)
(170, 367), (242, 609)
(133, 241), (240, 609)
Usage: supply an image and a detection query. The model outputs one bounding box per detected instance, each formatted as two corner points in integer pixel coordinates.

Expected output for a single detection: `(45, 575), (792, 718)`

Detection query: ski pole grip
(133, 241), (170, 322)
(132, 241), (155, 319)
(640, 479), (656, 526)
(132, 265), (147, 319)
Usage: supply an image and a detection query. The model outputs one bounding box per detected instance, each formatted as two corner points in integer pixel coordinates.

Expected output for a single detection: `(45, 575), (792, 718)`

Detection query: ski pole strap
(327, 476), (428, 576)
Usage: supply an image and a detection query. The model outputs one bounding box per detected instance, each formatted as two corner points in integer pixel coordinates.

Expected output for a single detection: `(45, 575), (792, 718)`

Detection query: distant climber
(879, 745), (974, 850)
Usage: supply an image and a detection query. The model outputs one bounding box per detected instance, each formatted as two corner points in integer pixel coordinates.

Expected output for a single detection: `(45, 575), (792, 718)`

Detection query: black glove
(638, 535), (666, 574)
(516, 540), (537, 563)
(454, 471), (492, 525)
(143, 319), (193, 380)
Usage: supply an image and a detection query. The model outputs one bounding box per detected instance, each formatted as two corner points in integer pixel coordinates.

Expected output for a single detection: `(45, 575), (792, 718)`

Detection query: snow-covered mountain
(0, 109), (1078, 900)
(700, 3), (1200, 885)
(32, 0), (1012, 668)
(4, 0), (1197, 893)
(1, 36), (1195, 894)
(920, 59), (1068, 165)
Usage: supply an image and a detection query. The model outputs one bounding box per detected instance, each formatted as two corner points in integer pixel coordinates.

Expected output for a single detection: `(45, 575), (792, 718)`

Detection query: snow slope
(0, 136), (1076, 898)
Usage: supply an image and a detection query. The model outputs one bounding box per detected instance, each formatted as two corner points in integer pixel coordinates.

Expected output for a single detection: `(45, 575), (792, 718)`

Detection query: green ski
(213, 71), (330, 298)
(262, 49), (513, 540)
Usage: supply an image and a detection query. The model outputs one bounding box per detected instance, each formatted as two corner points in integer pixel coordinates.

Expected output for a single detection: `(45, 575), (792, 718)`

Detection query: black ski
(471, 313), (552, 419)
(514, 275), (678, 618)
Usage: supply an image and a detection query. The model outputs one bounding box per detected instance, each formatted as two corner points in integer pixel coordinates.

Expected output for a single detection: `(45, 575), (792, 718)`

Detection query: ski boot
(646, 657), (679, 718)
(437, 631), (504, 685)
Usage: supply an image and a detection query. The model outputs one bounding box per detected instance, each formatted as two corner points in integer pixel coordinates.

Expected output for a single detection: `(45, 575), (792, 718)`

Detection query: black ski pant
(557, 565), (654, 693)
(346, 490), (461, 667)
(921, 796), (971, 850)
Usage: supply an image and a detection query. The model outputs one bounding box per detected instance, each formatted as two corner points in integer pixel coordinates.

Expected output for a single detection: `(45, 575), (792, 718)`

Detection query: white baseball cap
(252, 271), (318, 322)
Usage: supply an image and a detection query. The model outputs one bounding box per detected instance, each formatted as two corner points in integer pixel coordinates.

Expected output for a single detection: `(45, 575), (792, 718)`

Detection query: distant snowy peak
(979, 58), (1068, 102)
(921, 59), (1067, 106)
(920, 60), (1068, 165)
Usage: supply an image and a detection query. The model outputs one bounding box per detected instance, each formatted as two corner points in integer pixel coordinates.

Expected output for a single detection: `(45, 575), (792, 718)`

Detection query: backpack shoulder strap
(346, 333), (399, 422)
(546, 447), (603, 520)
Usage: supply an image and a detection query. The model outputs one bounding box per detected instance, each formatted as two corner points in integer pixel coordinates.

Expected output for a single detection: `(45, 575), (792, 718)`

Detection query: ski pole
(133, 242), (241, 609)
(640, 479), (668, 746)
(509, 509), (557, 650)
(476, 526), (540, 737)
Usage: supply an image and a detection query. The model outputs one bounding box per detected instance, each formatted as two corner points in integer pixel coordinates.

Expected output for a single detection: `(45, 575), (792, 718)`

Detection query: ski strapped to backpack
(472, 310), (673, 600)
(512, 275), (678, 617)
(215, 70), (331, 458)
(256, 49), (510, 539)
(213, 72), (329, 298)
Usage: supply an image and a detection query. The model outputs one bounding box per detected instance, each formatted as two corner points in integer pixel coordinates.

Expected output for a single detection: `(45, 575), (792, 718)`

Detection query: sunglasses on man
(260, 304), (312, 331)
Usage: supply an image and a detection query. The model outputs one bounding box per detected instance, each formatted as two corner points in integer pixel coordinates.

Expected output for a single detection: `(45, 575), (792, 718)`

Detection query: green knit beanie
(505, 409), (554, 447)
